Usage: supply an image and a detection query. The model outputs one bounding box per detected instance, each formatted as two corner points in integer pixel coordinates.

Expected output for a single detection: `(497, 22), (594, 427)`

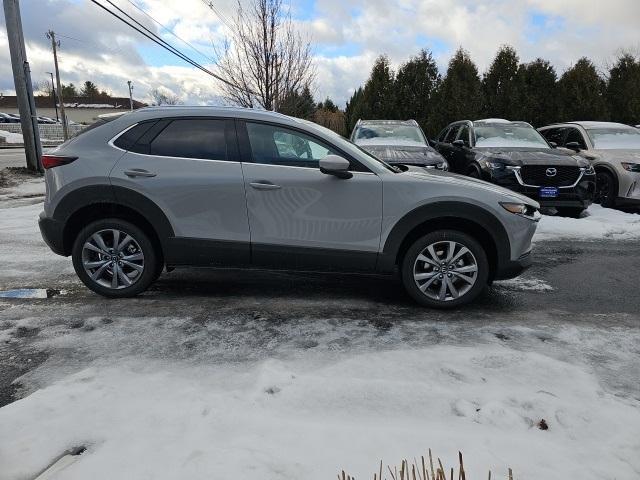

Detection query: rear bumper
(38, 212), (67, 256)
(494, 251), (533, 280)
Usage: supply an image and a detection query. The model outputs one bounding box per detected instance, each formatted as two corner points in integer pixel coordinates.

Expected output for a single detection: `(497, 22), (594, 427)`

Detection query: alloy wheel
(413, 240), (478, 302)
(81, 229), (145, 289)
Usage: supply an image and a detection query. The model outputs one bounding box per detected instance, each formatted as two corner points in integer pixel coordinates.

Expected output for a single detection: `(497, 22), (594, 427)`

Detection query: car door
(238, 120), (383, 272)
(438, 125), (461, 172)
(110, 117), (250, 265)
(451, 124), (473, 172)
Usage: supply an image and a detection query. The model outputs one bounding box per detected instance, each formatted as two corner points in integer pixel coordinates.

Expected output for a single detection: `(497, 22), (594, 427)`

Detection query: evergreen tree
(344, 87), (364, 134)
(395, 49), (440, 129)
(482, 45), (521, 119)
(317, 97), (338, 112)
(557, 58), (608, 121)
(361, 55), (396, 119)
(606, 53), (640, 124)
(80, 81), (99, 99)
(277, 85), (316, 119)
(431, 48), (483, 133)
(516, 58), (558, 127)
(61, 83), (78, 98)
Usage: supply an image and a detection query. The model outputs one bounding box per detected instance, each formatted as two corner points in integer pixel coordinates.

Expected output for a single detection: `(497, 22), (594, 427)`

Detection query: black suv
(433, 119), (596, 217)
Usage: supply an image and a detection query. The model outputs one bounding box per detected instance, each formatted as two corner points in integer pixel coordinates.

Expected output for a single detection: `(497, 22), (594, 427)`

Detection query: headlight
(486, 161), (505, 170)
(437, 160), (449, 171)
(500, 202), (540, 221)
(621, 162), (640, 173)
(581, 165), (595, 175)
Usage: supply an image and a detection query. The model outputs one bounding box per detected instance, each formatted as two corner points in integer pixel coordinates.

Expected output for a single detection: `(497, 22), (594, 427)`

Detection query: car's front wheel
(72, 219), (159, 298)
(401, 230), (489, 308)
(594, 170), (616, 207)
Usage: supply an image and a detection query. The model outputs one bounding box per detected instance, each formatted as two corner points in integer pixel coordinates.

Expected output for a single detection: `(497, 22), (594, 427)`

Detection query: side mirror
(452, 139), (466, 148)
(565, 142), (582, 152)
(549, 141), (558, 148)
(320, 155), (352, 179)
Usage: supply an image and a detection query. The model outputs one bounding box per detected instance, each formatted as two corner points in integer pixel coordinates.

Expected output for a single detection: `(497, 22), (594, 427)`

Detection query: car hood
(360, 144), (445, 165)
(402, 167), (540, 207)
(592, 149), (640, 162)
(475, 147), (582, 166)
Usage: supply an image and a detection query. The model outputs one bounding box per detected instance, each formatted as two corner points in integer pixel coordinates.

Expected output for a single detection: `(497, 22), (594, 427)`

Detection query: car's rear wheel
(72, 219), (159, 298)
(401, 230), (489, 308)
(594, 170), (616, 207)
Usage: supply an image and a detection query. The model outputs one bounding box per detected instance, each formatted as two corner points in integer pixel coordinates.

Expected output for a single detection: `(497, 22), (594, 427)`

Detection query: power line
(200, 0), (234, 30)
(125, 0), (216, 64)
(89, 0), (240, 90)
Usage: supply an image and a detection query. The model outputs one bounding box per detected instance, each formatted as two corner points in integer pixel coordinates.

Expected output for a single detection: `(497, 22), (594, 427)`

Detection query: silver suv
(39, 107), (540, 308)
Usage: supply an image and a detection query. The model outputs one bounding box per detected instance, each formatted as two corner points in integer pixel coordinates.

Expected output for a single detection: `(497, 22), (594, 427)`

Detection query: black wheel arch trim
(377, 201), (512, 275)
(51, 184), (175, 255)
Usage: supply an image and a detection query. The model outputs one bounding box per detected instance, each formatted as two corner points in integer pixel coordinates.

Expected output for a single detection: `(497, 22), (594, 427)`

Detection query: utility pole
(46, 71), (59, 122)
(127, 80), (134, 111)
(3, 0), (43, 172)
(46, 30), (68, 140)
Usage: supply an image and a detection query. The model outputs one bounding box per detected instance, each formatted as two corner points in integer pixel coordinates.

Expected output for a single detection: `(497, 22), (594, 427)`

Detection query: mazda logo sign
(546, 168), (557, 177)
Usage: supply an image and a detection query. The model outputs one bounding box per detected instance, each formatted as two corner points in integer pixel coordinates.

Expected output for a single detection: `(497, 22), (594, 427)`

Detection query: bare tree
(213, 0), (314, 111)
(149, 88), (181, 106)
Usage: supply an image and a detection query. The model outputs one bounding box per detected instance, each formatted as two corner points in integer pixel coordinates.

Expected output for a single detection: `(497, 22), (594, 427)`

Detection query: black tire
(594, 170), (617, 208)
(401, 230), (489, 309)
(556, 207), (586, 218)
(72, 218), (159, 298)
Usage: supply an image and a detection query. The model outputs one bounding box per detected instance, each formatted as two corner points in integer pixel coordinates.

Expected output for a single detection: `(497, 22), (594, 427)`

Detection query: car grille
(520, 165), (581, 187)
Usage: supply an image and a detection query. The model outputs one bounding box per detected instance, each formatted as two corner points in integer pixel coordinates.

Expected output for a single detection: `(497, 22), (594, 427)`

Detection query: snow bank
(0, 129), (25, 143)
(535, 204), (640, 241)
(0, 345), (638, 480)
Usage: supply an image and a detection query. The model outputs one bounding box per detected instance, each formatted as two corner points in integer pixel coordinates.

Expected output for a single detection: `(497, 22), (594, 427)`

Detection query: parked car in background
(38, 107), (540, 308)
(539, 122), (640, 208)
(433, 119), (595, 217)
(0, 112), (21, 123)
(350, 119), (448, 170)
(37, 116), (58, 124)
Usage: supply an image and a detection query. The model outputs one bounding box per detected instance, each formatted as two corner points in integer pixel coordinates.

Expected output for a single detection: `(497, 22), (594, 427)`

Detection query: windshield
(474, 124), (549, 149)
(587, 127), (640, 149)
(354, 124), (426, 146)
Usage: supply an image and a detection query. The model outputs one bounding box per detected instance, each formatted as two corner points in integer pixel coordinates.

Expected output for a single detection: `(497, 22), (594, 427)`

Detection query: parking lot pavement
(0, 148), (27, 169)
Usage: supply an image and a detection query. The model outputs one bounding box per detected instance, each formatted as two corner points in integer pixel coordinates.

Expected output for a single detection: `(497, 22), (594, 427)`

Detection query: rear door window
(444, 125), (460, 143)
(148, 119), (227, 160)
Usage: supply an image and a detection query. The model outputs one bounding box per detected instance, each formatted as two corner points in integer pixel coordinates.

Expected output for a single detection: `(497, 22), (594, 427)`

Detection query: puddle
(0, 288), (63, 299)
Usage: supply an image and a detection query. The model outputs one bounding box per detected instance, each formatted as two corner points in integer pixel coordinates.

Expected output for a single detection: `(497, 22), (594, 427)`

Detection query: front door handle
(250, 181), (281, 190)
(124, 168), (156, 178)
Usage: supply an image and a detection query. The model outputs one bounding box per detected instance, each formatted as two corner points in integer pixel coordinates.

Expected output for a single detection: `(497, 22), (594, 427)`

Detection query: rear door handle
(250, 181), (281, 190)
(124, 168), (156, 178)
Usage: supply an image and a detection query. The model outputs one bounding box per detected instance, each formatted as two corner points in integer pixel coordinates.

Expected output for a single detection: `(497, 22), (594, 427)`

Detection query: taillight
(41, 155), (78, 169)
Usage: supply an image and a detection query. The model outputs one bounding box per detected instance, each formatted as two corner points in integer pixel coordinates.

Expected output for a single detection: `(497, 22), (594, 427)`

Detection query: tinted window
(444, 125), (460, 143)
(437, 127), (450, 142)
(540, 127), (566, 146)
(148, 119), (227, 160)
(565, 128), (587, 149)
(114, 122), (157, 151)
(246, 122), (340, 168)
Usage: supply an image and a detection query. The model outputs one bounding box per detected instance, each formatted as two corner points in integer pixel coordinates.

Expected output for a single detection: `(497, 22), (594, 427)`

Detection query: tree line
(343, 46), (640, 137)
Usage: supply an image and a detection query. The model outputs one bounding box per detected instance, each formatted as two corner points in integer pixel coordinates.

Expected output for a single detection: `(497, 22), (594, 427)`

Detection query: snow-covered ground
(0, 130), (53, 144)
(1, 315), (640, 480)
(535, 204), (640, 241)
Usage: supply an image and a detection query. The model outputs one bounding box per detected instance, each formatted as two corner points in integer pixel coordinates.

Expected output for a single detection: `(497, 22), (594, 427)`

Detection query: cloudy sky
(1, 0), (639, 107)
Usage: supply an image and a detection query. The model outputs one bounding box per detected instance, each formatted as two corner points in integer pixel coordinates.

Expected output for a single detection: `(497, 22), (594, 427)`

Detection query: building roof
(0, 95), (147, 110)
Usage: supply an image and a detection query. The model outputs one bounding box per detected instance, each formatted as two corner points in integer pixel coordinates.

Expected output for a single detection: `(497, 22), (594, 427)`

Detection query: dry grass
(338, 450), (514, 480)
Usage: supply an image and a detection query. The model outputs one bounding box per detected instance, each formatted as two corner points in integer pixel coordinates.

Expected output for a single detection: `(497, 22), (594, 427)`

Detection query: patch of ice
(0, 288), (49, 299)
(494, 277), (553, 292)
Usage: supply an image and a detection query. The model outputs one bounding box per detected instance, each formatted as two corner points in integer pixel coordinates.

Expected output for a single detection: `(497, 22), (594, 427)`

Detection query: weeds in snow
(338, 450), (514, 480)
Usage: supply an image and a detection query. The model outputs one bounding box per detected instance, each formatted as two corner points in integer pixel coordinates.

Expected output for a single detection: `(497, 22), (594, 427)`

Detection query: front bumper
(485, 168), (595, 208)
(38, 211), (67, 256)
(494, 251), (533, 280)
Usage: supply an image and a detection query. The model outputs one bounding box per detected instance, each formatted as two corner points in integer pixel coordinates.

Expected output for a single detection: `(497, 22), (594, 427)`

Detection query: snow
(0, 130), (25, 143)
(494, 277), (553, 291)
(475, 137), (546, 148)
(356, 138), (426, 147)
(534, 204), (640, 241)
(1, 342), (639, 480)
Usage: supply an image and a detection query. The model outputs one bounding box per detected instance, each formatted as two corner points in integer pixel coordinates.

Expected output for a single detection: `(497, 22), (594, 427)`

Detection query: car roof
(541, 121), (635, 130)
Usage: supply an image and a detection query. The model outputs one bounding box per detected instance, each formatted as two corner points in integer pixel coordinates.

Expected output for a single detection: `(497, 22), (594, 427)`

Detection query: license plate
(539, 187), (559, 198)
